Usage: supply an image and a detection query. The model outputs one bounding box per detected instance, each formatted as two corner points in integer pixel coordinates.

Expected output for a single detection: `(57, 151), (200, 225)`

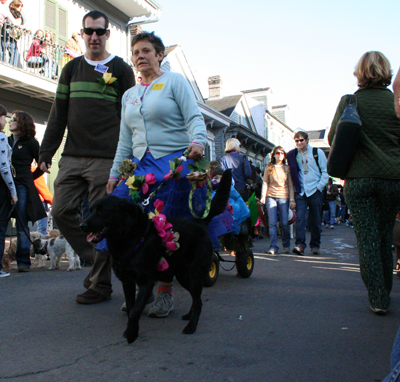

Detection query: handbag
(327, 94), (362, 179)
(288, 209), (297, 225)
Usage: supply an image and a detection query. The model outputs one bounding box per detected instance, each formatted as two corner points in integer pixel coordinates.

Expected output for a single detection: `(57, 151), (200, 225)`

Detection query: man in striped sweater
(39, 10), (135, 304)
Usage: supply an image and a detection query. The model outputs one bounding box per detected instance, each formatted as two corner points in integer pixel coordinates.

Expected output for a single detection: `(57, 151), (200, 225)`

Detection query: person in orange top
(32, 166), (53, 234)
(260, 146), (295, 255)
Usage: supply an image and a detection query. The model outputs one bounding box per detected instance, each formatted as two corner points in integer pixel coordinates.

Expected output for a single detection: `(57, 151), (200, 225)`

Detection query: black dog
(80, 169), (232, 344)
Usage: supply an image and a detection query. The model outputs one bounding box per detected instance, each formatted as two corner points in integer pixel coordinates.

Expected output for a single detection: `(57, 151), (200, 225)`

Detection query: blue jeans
(266, 197), (290, 251)
(37, 202), (49, 235)
(0, 218), (9, 271)
(295, 190), (323, 250)
(8, 38), (20, 67)
(383, 326), (400, 381)
(15, 184), (31, 267)
(323, 200), (336, 225)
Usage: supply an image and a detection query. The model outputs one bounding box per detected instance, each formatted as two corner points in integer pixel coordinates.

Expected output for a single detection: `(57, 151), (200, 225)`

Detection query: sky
(143, 0), (400, 131)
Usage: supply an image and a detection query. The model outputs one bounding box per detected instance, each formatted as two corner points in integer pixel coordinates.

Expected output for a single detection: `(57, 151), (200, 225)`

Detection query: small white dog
(33, 236), (81, 271)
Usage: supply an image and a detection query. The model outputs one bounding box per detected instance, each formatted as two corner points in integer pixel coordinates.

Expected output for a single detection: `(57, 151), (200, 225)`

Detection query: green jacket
(328, 86), (400, 179)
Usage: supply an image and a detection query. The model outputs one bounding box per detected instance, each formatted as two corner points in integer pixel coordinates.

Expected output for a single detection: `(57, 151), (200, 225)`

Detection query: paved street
(1, 224), (399, 382)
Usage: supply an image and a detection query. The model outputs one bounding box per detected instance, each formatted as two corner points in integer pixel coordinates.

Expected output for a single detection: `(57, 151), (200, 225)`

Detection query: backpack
(312, 147), (321, 174)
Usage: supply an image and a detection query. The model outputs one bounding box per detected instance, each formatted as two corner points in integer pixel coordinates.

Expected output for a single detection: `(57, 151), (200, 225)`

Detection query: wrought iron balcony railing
(0, 21), (78, 82)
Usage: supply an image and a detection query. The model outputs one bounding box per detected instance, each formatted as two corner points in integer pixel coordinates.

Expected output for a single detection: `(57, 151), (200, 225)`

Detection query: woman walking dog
(105, 31), (208, 318)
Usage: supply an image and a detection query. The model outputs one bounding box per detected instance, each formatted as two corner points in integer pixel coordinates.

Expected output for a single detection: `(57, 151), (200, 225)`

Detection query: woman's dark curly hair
(12, 111), (36, 139)
(131, 31), (165, 55)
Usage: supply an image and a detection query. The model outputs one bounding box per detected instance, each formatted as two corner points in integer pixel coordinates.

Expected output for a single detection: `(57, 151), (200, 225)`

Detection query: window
(45, 0), (68, 46)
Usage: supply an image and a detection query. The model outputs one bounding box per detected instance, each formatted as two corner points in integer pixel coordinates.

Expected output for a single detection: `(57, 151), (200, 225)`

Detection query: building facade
(0, 0), (161, 190)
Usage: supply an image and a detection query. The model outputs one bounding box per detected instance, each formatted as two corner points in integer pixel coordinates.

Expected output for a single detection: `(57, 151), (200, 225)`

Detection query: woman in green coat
(329, 51), (400, 314)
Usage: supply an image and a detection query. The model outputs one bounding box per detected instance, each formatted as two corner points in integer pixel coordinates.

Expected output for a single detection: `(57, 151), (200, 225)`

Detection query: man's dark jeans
(295, 190), (323, 250)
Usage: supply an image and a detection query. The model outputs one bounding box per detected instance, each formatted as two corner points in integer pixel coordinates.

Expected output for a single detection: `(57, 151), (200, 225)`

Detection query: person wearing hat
(65, 31), (82, 56)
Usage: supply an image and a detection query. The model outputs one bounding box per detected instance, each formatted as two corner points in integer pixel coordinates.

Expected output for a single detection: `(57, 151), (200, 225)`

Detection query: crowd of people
(1, 0), (84, 77)
(1, 9), (400, 377)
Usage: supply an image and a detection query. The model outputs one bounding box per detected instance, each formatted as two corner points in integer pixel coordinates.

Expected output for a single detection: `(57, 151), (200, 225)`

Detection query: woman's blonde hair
(225, 137), (241, 153)
(354, 51), (392, 88)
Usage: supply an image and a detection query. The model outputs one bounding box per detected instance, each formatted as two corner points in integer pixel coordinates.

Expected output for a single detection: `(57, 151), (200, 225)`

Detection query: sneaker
(76, 289), (111, 304)
(325, 224), (329, 228)
(266, 249), (277, 255)
(283, 247), (290, 254)
(330, 225), (334, 229)
(18, 265), (29, 272)
(311, 248), (320, 255)
(292, 246), (304, 256)
(0, 270), (10, 278)
(370, 306), (387, 315)
(148, 292), (174, 318)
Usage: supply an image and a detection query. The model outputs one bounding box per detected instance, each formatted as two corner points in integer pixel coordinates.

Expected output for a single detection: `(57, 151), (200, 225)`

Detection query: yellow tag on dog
(152, 83), (165, 91)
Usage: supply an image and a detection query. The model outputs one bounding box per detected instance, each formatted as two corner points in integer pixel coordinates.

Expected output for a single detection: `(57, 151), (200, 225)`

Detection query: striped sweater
(40, 55), (135, 164)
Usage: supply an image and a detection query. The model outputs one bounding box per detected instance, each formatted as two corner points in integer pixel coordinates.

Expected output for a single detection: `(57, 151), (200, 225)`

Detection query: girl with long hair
(260, 146), (295, 255)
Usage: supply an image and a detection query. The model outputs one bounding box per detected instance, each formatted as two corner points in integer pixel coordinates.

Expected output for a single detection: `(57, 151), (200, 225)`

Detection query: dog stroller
(204, 196), (255, 287)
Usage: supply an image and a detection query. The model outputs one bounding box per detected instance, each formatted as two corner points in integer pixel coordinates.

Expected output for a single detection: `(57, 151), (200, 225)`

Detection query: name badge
(94, 64), (109, 73)
(152, 83), (165, 91)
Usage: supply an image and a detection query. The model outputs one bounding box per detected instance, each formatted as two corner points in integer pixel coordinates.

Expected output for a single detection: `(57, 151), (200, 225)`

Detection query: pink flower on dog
(164, 241), (176, 251)
(154, 199), (164, 214)
(153, 214), (172, 233)
(157, 257), (169, 271)
(152, 214), (180, 256)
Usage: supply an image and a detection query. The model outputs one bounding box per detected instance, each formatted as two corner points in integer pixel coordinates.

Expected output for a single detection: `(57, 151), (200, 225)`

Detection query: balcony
(0, 22), (74, 102)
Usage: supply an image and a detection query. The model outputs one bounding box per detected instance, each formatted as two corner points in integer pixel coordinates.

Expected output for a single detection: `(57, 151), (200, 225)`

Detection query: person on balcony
(42, 30), (58, 79)
(26, 29), (58, 80)
(65, 31), (82, 57)
(0, 0), (10, 62)
(5, 0), (24, 67)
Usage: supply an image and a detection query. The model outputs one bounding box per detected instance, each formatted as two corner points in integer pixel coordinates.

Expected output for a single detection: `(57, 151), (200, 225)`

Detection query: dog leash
(7, 202), (42, 250)
(0, 202), (16, 221)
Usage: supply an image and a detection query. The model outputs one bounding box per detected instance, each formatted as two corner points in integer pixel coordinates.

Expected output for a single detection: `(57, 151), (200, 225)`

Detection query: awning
(105, 0), (161, 19)
(227, 124), (274, 156)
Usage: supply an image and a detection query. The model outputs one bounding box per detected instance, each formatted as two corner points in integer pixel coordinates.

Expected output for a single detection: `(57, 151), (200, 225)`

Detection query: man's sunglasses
(82, 28), (109, 36)
(295, 139), (305, 143)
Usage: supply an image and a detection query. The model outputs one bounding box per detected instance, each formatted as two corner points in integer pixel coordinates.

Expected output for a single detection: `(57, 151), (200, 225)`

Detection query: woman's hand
(106, 180), (118, 195)
(290, 201), (296, 209)
(260, 197), (266, 204)
(11, 194), (18, 204)
(187, 144), (203, 160)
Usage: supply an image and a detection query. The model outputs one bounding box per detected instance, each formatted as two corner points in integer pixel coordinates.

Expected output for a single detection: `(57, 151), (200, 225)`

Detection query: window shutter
(58, 7), (67, 47)
(45, 0), (56, 31)
(44, 0), (68, 46)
